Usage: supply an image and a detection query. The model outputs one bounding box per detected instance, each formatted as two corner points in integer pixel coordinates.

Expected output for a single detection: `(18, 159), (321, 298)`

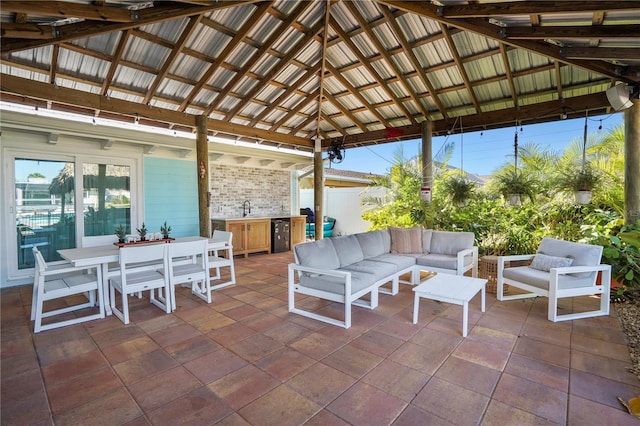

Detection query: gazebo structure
(1, 1), (639, 286)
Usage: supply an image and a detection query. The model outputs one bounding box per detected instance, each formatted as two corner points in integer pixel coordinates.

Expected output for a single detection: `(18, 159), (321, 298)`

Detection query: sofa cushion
(294, 238), (340, 270)
(389, 226), (423, 254)
(341, 261), (397, 281)
(430, 231), (474, 255)
(503, 266), (595, 291)
(416, 253), (473, 271)
(355, 230), (387, 258)
(423, 229), (433, 254)
(530, 253), (573, 272)
(299, 270), (376, 295)
(331, 235), (364, 267)
(380, 229), (391, 253)
(370, 253), (417, 271)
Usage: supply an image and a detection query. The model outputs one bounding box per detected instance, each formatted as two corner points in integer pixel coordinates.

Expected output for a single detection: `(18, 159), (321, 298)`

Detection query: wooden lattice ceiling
(1, 1), (638, 152)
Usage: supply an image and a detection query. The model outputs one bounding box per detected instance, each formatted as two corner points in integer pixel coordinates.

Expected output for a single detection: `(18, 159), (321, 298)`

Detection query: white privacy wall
(300, 186), (386, 236)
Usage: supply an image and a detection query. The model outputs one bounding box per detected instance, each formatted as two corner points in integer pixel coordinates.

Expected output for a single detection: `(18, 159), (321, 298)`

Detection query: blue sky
(330, 112), (624, 177)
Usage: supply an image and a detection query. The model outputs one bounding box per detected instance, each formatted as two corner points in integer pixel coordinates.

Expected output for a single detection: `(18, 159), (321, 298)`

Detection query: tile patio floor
(2, 251), (639, 425)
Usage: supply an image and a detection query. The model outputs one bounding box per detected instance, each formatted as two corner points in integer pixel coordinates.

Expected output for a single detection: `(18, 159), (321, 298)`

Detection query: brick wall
(209, 163), (291, 217)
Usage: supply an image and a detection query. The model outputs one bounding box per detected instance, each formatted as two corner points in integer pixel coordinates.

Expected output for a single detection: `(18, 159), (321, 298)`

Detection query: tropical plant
(136, 222), (148, 240)
(114, 224), (126, 242)
(443, 174), (475, 206)
(494, 168), (537, 203)
(559, 166), (599, 192)
(160, 221), (172, 239)
(600, 221), (640, 295)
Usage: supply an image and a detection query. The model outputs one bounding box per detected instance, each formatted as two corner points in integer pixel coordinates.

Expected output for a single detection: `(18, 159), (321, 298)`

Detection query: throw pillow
(529, 253), (573, 272)
(389, 226), (423, 254)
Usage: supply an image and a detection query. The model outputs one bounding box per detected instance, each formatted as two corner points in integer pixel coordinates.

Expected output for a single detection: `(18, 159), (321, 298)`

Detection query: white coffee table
(412, 272), (487, 337)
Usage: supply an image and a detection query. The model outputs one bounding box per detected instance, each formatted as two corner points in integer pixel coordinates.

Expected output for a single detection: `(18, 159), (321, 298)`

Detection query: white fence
(300, 186), (386, 236)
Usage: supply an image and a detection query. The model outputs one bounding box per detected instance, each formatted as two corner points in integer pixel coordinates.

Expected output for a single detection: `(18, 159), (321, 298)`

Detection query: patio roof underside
(1, 0), (639, 153)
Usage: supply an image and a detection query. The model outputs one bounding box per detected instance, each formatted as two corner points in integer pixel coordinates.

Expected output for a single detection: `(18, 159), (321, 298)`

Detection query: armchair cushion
(530, 253), (573, 272)
(503, 266), (596, 290)
(537, 237), (602, 278)
(389, 226), (423, 254)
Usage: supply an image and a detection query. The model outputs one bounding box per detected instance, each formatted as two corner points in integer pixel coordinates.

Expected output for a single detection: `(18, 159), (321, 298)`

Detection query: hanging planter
(443, 175), (475, 207)
(496, 169), (537, 206)
(575, 191), (592, 204)
(508, 194), (521, 206)
(559, 166), (599, 205)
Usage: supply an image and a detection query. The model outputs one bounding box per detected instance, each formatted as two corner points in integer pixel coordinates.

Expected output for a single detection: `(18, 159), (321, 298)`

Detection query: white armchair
(497, 237), (611, 322)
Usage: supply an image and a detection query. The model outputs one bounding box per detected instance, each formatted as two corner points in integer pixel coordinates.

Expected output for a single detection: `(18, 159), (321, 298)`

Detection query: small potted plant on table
(160, 221), (172, 240)
(115, 224), (126, 244)
(136, 222), (148, 241)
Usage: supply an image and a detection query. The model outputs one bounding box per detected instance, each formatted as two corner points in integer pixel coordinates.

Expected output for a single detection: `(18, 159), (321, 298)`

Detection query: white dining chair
(208, 230), (236, 293)
(161, 239), (209, 311)
(109, 243), (170, 324)
(31, 247), (105, 333)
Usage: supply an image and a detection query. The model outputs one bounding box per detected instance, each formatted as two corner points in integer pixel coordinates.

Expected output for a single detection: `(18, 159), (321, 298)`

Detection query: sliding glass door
(11, 155), (134, 276)
(14, 159), (76, 268)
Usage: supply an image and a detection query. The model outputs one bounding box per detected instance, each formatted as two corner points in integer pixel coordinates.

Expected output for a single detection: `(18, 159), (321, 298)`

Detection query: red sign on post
(421, 187), (431, 202)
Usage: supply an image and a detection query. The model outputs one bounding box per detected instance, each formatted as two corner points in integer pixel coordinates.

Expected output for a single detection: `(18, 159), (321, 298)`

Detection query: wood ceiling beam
(328, 91), (610, 147)
(325, 62), (390, 127)
(379, 4), (447, 118)
(503, 25), (640, 39)
(323, 91), (367, 133)
(378, 1), (639, 84)
(436, 1), (638, 18)
(248, 63), (321, 127)
(343, 1), (430, 120)
(178, 2), (272, 111)
(101, 29), (130, 96)
(329, 16), (415, 125)
(1, 23), (58, 39)
(0, 1), (137, 22)
(499, 44), (518, 107)
(561, 47), (640, 60)
(1, 1), (261, 54)
(0, 73), (311, 148)
(269, 91), (317, 132)
(216, 1), (315, 120)
(439, 23), (482, 114)
(143, 15), (202, 105)
(223, 17), (323, 121)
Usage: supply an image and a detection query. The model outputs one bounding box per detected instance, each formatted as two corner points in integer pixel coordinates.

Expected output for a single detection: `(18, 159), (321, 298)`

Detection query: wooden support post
(313, 137), (324, 240)
(196, 115), (210, 237)
(625, 99), (640, 225)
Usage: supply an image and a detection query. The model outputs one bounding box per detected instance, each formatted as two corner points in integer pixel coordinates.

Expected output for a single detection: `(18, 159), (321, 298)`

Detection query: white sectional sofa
(288, 227), (478, 328)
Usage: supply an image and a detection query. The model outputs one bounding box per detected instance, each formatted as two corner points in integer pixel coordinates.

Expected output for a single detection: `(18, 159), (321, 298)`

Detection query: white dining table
(58, 236), (226, 316)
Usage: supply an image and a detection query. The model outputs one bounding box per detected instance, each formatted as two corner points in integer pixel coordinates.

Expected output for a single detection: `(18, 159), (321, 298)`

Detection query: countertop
(211, 215), (306, 221)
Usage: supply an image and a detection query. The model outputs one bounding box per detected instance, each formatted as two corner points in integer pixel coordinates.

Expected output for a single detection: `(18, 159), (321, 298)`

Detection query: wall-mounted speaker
(606, 84), (633, 111)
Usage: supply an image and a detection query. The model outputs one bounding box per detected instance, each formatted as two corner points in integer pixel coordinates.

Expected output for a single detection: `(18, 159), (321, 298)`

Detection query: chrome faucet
(242, 200), (251, 217)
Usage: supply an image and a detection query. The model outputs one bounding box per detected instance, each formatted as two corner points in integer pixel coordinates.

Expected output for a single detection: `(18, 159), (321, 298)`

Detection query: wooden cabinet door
(246, 220), (270, 252)
(290, 217), (306, 246)
(227, 222), (246, 253)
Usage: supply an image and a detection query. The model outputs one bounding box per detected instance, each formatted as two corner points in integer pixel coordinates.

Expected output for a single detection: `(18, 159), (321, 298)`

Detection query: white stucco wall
(300, 186), (386, 236)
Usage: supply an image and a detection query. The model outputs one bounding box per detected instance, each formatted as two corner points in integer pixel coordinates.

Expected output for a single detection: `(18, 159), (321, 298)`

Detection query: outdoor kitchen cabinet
(212, 218), (270, 258)
(290, 216), (306, 246)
